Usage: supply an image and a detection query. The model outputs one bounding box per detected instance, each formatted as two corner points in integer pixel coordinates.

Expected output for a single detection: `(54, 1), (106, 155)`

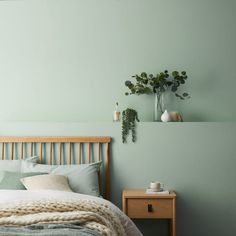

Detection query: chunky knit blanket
(0, 199), (126, 236)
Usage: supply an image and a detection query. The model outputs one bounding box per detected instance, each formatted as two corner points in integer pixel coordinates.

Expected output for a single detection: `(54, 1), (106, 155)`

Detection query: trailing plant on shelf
(122, 108), (140, 143)
(125, 70), (190, 121)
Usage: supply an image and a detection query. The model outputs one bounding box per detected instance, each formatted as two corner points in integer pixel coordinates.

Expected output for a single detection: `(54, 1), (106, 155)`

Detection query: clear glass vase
(154, 92), (165, 121)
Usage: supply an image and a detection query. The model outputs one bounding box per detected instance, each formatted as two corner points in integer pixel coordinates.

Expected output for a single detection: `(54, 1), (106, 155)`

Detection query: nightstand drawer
(127, 198), (173, 219)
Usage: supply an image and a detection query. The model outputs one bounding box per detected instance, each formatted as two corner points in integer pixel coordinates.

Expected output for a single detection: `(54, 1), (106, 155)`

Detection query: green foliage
(125, 70), (190, 99)
(122, 108), (140, 143)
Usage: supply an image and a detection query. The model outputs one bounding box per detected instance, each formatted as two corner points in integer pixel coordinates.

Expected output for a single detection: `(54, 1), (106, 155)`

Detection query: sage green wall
(0, 1), (236, 236)
(0, 122), (236, 236)
(0, 0), (236, 121)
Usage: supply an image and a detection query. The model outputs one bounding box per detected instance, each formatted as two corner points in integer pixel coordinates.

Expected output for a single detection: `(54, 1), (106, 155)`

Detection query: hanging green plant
(122, 108), (140, 143)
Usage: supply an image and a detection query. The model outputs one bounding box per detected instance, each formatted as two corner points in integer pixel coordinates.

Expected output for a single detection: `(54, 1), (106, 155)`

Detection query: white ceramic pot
(161, 110), (171, 122)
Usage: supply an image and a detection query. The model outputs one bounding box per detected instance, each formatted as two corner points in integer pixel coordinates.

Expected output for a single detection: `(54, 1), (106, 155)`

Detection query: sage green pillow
(21, 161), (102, 196)
(0, 160), (22, 172)
(0, 156), (38, 172)
(0, 171), (47, 190)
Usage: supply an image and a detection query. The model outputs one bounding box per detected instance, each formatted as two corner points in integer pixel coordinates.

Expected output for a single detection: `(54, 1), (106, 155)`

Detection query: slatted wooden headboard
(0, 136), (112, 200)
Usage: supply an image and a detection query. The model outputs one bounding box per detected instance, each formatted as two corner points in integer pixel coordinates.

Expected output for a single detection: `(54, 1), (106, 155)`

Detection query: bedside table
(122, 189), (176, 236)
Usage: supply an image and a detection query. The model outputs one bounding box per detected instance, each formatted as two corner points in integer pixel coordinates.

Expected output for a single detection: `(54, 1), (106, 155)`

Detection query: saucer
(146, 188), (161, 192)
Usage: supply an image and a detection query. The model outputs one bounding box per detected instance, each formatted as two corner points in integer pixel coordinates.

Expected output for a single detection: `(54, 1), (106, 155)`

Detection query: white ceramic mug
(150, 181), (161, 191)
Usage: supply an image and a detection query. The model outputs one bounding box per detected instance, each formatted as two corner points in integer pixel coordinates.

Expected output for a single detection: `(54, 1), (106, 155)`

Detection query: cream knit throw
(0, 199), (127, 236)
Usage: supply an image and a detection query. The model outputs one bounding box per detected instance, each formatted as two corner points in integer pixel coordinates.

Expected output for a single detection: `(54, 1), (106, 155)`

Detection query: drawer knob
(148, 204), (153, 212)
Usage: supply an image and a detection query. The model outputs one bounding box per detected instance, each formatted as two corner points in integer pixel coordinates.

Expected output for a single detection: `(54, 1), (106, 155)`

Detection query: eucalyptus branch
(125, 70), (190, 99)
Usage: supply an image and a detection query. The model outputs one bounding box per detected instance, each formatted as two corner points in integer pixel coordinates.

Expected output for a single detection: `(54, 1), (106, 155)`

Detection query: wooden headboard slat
(60, 143), (63, 165)
(1, 143), (4, 160)
(40, 143), (43, 162)
(30, 143), (33, 156)
(78, 143), (81, 164)
(50, 143), (53, 165)
(68, 143), (71, 164)
(105, 142), (110, 200)
(20, 143), (23, 160)
(12, 143), (14, 160)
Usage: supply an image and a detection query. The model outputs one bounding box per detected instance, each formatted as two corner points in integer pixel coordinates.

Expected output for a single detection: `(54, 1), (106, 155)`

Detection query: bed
(0, 136), (142, 236)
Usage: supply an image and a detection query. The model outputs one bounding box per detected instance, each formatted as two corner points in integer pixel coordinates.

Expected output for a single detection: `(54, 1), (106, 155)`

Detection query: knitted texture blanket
(0, 199), (127, 236)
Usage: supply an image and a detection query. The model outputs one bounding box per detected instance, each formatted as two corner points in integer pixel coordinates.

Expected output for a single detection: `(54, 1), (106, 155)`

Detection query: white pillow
(21, 174), (73, 192)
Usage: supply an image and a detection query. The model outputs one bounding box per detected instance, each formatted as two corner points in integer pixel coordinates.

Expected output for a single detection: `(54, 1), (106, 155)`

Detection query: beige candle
(113, 102), (120, 121)
(114, 111), (121, 121)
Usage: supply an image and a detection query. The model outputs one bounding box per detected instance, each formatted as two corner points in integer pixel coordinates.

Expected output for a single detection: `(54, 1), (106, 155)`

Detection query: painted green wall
(0, 1), (236, 236)
(0, 0), (236, 121)
(0, 122), (236, 236)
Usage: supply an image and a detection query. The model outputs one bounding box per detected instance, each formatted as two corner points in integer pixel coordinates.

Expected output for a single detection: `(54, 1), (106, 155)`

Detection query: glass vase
(154, 92), (165, 121)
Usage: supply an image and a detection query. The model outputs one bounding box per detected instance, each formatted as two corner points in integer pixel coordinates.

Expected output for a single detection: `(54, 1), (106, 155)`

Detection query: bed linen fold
(0, 224), (101, 236)
(0, 199), (126, 236)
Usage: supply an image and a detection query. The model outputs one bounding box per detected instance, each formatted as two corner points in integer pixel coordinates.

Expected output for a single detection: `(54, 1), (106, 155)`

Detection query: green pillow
(0, 156), (38, 172)
(0, 171), (47, 190)
(21, 161), (102, 196)
(0, 160), (21, 172)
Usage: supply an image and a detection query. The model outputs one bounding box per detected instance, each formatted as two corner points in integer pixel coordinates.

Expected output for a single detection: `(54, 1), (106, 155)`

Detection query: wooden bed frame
(0, 136), (112, 200)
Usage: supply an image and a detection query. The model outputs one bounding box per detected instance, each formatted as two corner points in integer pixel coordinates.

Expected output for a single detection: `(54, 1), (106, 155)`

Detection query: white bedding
(0, 190), (142, 236)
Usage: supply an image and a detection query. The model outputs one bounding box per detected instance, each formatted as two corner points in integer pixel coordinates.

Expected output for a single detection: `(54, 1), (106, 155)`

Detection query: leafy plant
(125, 70), (190, 100)
(122, 108), (140, 143)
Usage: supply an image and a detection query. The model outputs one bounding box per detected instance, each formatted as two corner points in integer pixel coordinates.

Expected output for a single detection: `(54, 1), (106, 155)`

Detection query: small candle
(113, 102), (120, 122)
(114, 111), (121, 121)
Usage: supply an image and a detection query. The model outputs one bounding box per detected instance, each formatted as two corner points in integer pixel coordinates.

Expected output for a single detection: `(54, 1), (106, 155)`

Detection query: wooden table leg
(170, 197), (176, 236)
(169, 218), (176, 236)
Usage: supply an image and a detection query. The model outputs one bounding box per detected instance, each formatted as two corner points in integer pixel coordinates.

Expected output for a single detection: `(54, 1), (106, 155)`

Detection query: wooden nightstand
(122, 189), (176, 236)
